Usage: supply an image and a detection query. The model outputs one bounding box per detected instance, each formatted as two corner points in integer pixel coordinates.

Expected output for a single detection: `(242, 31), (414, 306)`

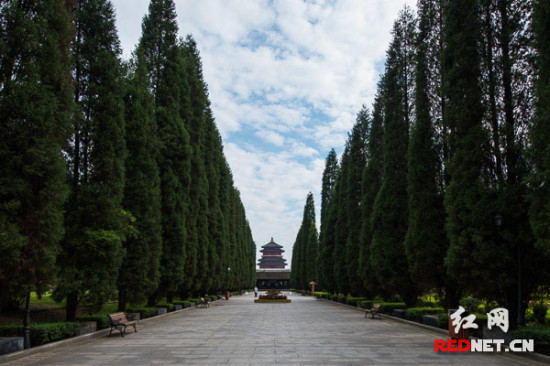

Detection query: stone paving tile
(2, 293), (549, 365)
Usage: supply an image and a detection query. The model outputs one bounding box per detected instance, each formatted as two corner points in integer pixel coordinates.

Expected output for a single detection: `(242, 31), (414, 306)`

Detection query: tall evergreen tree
(343, 107), (370, 294)
(291, 193), (317, 289)
(370, 7), (417, 305)
(358, 87), (384, 296)
(56, 0), (126, 321)
(442, 0), (501, 310)
(331, 149), (350, 294)
(305, 222), (319, 284)
(182, 36), (210, 294)
(139, 0), (191, 302)
(318, 149), (339, 290)
(0, 0), (73, 307)
(479, 0), (540, 325)
(405, 0), (447, 295)
(117, 48), (162, 310)
(529, 0), (550, 256)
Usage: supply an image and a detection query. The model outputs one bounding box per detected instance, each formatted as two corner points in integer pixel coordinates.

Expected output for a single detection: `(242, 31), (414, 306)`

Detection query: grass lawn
(30, 292), (65, 308)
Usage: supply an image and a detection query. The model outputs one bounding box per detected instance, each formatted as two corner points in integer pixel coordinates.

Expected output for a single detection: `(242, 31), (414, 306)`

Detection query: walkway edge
(0, 301), (212, 364)
(318, 298), (550, 364)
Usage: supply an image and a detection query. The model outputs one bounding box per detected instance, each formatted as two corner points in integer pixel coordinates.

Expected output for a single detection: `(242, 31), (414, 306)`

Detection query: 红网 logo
(434, 307), (534, 353)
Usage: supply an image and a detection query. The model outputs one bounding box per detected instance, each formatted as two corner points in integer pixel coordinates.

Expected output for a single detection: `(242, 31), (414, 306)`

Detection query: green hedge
(378, 302), (406, 314)
(76, 314), (110, 329)
(511, 327), (550, 346)
(0, 322), (80, 347)
(405, 307), (444, 321)
(173, 300), (192, 308)
(345, 297), (366, 307)
(125, 306), (157, 319)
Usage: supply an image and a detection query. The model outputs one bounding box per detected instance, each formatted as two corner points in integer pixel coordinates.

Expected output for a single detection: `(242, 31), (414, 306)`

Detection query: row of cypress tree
(0, 0), (256, 320)
(296, 0), (550, 328)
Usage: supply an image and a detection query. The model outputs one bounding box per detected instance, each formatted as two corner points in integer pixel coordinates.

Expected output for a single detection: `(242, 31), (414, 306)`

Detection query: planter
(76, 321), (97, 336)
(393, 309), (406, 319)
(174, 304), (183, 311)
(189, 302), (196, 307)
(422, 315), (440, 328)
(0, 337), (23, 355)
(156, 307), (167, 315)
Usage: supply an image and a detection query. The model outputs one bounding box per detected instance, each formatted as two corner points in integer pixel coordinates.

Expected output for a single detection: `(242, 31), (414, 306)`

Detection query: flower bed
(254, 299), (292, 303)
(255, 290), (291, 303)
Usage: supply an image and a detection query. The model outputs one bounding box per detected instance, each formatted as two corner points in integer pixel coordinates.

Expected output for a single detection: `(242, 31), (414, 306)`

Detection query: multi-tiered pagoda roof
(258, 238), (287, 269)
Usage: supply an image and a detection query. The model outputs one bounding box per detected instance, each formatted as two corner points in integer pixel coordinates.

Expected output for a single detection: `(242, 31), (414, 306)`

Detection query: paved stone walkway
(2, 293), (547, 365)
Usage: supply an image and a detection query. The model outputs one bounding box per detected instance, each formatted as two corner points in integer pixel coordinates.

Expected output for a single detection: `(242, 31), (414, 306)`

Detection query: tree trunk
(66, 291), (78, 321)
(23, 292), (30, 349)
(118, 290), (126, 312)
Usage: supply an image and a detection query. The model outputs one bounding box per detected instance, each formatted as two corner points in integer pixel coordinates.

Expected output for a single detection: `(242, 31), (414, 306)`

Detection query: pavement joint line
(0, 299), (224, 364)
(318, 297), (550, 365)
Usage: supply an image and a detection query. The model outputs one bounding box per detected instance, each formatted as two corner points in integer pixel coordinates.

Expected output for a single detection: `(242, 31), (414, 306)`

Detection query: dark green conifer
(530, 0), (550, 256)
(117, 48), (162, 310)
(57, 0), (126, 320)
(370, 7), (417, 305)
(404, 0), (447, 294)
(343, 107), (370, 294)
(0, 0), (73, 306)
(139, 0), (190, 302)
(442, 0), (497, 308)
(358, 89), (384, 296)
(318, 149), (339, 290)
(291, 193), (317, 289)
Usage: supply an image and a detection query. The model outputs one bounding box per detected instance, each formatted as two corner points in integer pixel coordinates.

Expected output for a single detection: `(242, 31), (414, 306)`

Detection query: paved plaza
(2, 293), (548, 365)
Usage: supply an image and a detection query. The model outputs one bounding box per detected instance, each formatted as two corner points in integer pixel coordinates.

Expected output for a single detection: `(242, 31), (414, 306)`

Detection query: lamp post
(494, 212), (523, 327)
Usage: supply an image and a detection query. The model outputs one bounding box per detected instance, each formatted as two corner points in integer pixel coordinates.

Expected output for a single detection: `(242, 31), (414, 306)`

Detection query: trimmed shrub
(379, 302), (406, 314)
(438, 313), (449, 329)
(345, 297), (366, 307)
(405, 307), (444, 322)
(0, 322), (80, 347)
(532, 303), (549, 325)
(76, 314), (110, 329)
(173, 300), (191, 308)
(511, 327), (550, 345)
(125, 306), (157, 319)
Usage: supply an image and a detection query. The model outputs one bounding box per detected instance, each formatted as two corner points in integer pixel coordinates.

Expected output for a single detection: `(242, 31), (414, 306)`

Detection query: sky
(110, 0), (416, 268)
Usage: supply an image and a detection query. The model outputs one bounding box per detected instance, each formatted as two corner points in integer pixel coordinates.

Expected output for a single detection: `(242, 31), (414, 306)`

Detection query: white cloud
(111, 0), (417, 266)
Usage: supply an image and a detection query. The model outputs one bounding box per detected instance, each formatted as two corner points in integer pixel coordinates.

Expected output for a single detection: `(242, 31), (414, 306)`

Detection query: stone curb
(318, 298), (550, 364)
(0, 299), (223, 364)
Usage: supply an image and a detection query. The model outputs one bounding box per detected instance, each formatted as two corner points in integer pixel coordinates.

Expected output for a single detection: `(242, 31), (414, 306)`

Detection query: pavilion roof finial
(271, 237), (274, 242)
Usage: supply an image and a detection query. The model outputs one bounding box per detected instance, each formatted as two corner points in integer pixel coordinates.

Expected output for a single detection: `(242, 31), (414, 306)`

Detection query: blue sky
(110, 0), (415, 267)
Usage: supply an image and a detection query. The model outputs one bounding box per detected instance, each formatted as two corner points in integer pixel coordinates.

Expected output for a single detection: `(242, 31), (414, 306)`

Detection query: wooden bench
(109, 312), (137, 337)
(196, 297), (210, 308)
(364, 304), (381, 319)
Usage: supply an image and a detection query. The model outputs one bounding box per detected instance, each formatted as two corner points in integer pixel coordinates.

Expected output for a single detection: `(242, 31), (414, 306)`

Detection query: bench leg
(132, 324), (137, 333)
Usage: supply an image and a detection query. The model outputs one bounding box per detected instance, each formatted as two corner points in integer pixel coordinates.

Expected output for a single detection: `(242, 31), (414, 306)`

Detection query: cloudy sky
(110, 0), (415, 267)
